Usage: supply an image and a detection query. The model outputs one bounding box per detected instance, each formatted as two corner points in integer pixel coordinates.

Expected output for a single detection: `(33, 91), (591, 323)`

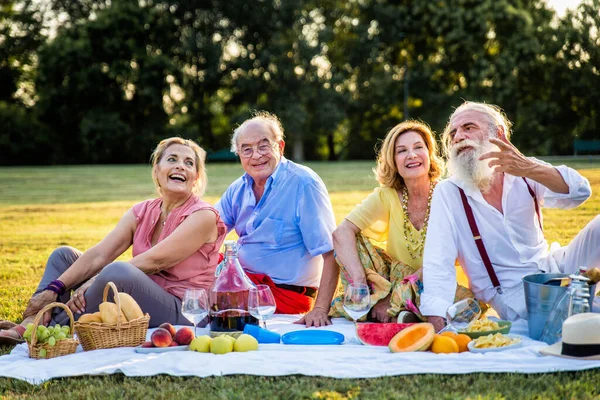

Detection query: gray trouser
(37, 246), (192, 328)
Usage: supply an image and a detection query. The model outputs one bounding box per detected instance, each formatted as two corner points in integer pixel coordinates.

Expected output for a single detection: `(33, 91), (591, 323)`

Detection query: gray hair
(230, 111), (285, 153)
(442, 101), (513, 156)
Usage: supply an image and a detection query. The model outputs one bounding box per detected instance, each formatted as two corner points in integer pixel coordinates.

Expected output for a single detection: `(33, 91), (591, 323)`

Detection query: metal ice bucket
(522, 273), (596, 340)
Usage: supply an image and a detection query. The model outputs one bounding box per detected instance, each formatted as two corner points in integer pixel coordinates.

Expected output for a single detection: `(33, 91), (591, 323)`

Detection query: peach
(169, 341), (179, 347)
(151, 328), (173, 347)
(141, 341), (154, 348)
(173, 327), (195, 346)
(158, 322), (176, 338)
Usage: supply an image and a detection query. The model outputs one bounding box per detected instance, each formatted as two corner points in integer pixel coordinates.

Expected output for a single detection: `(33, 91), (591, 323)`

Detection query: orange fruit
(454, 333), (472, 353)
(439, 331), (458, 339)
(430, 334), (459, 354)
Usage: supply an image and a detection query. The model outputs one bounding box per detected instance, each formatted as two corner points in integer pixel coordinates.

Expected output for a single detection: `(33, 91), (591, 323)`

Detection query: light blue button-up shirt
(215, 157), (336, 287)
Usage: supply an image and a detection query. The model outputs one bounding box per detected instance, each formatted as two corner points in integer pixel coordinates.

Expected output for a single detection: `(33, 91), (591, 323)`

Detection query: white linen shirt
(420, 159), (591, 318)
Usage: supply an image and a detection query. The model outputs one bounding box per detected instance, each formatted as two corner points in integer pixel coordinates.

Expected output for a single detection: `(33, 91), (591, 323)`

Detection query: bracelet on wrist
(44, 279), (66, 296)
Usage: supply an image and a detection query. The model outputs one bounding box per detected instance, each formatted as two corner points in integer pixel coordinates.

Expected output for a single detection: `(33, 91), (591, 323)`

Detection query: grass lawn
(1, 159), (599, 399)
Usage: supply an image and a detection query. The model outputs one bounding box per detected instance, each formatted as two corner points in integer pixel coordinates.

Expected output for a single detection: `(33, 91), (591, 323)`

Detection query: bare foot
(0, 321), (17, 330)
(0, 325), (26, 345)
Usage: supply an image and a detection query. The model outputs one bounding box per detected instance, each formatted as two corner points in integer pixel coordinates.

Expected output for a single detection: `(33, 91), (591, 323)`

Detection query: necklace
(160, 208), (169, 227)
(401, 181), (436, 259)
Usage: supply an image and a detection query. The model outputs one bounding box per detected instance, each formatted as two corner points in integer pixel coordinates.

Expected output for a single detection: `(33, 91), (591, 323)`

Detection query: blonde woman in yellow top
(326, 120), (478, 323)
(332, 120), (441, 322)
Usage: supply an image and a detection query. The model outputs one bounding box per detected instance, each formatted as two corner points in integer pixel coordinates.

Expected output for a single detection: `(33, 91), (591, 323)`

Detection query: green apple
(189, 335), (212, 353)
(233, 334), (259, 352)
(210, 336), (233, 355)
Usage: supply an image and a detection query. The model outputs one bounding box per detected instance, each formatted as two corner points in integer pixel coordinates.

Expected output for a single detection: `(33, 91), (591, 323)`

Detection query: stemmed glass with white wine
(343, 283), (371, 324)
(248, 284), (276, 329)
(439, 298), (482, 333)
(181, 288), (209, 336)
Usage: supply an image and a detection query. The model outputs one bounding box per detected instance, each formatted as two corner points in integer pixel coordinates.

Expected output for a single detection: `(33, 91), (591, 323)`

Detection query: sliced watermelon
(356, 322), (416, 346)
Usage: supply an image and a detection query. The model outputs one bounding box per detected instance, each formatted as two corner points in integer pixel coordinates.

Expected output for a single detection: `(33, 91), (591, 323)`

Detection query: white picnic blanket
(1, 316), (599, 384)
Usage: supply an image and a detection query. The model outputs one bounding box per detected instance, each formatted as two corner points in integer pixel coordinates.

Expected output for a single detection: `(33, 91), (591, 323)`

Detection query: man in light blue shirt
(215, 111), (338, 327)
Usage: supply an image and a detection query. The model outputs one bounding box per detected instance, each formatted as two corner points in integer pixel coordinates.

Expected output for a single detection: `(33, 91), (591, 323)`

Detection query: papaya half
(388, 322), (435, 353)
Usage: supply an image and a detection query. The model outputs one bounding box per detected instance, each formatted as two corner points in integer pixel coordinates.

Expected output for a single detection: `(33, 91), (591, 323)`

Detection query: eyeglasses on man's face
(238, 141), (276, 159)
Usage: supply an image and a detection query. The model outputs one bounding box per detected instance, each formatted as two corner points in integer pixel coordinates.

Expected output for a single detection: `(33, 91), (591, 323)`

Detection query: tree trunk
(292, 136), (304, 162)
(327, 132), (336, 161)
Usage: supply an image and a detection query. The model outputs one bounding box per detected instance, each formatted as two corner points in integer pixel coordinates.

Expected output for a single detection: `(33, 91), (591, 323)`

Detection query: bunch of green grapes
(23, 324), (73, 358)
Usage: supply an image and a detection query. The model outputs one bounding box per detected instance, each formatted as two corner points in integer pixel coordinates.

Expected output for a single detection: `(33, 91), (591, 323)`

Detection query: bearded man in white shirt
(420, 101), (599, 332)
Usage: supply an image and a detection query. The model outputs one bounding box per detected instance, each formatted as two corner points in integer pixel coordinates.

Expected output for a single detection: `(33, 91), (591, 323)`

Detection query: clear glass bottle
(569, 290), (590, 315)
(539, 269), (590, 345)
(209, 241), (259, 337)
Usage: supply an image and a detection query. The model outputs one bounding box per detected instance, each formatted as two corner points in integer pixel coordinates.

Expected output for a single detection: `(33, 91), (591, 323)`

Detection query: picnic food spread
(22, 282), (530, 359)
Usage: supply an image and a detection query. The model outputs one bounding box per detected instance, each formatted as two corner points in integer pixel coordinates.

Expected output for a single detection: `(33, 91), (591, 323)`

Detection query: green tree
(551, 0), (600, 150)
(35, 0), (177, 163)
(0, 0), (50, 165)
(5, 0), (598, 164)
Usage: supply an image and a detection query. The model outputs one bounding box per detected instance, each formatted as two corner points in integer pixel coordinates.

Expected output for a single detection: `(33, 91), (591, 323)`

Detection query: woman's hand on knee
(428, 316), (446, 333)
(370, 296), (392, 323)
(66, 278), (94, 314)
(66, 294), (85, 314)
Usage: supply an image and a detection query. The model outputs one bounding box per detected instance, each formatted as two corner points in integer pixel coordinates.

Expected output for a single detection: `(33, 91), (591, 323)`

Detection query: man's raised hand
(479, 138), (536, 177)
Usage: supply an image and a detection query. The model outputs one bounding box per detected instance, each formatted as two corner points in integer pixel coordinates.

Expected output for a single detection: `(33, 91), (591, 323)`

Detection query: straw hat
(540, 313), (600, 360)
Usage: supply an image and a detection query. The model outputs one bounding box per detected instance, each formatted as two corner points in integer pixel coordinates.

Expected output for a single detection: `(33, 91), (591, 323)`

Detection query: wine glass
(181, 289), (209, 336)
(343, 283), (371, 324)
(248, 285), (276, 329)
(439, 298), (482, 333)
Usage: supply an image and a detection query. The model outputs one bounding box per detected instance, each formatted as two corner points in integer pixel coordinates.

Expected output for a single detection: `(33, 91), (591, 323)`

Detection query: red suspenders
(458, 177), (542, 294)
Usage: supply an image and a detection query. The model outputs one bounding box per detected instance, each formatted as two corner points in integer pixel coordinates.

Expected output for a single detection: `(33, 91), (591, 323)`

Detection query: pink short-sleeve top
(131, 196), (226, 299)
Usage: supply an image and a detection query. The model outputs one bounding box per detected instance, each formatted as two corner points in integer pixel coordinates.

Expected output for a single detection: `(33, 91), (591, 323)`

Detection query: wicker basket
(74, 282), (150, 351)
(29, 302), (79, 359)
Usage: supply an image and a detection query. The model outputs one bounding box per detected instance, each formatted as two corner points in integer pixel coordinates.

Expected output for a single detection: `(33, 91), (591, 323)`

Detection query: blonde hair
(375, 120), (444, 190)
(230, 110), (285, 153)
(150, 137), (207, 196)
(442, 101), (513, 157)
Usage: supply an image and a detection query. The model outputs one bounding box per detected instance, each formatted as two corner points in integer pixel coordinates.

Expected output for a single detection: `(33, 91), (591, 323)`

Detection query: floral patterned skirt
(329, 233), (487, 322)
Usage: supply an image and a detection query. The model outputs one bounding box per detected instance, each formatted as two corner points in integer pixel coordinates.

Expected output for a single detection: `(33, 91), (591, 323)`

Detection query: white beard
(448, 139), (498, 193)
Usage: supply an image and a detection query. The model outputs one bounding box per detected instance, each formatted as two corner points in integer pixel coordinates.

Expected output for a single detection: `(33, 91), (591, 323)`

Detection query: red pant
(246, 273), (314, 314)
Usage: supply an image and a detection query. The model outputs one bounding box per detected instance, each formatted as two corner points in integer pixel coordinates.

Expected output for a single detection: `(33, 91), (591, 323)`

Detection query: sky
(546, 0), (583, 15)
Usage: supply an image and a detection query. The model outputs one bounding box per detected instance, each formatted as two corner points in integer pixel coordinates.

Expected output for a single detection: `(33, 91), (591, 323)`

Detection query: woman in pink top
(0, 138), (226, 344)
